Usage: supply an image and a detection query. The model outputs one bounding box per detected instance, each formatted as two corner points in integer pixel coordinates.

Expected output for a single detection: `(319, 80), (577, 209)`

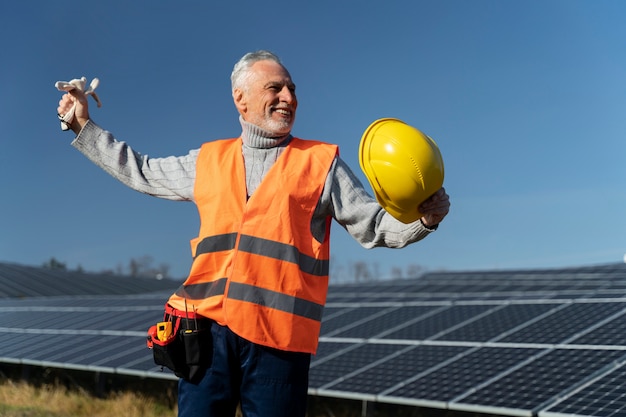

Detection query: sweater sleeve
(71, 120), (198, 201)
(317, 156), (433, 248)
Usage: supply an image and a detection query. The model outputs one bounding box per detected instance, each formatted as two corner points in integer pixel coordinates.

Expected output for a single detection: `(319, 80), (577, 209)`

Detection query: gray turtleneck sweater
(71, 118), (433, 251)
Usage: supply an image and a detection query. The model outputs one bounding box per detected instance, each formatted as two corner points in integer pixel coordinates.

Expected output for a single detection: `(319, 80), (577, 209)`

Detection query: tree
(42, 257), (67, 270)
(352, 261), (373, 283)
(405, 264), (423, 278)
(390, 267), (404, 280)
(128, 255), (170, 279)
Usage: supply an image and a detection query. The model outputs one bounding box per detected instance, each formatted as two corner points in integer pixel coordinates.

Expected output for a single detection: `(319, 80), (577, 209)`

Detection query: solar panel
(500, 302), (626, 344)
(324, 305), (437, 338)
(319, 306), (387, 335)
(433, 303), (561, 342)
(322, 344), (468, 395)
(539, 361), (626, 417)
(2, 262), (626, 417)
(570, 312), (626, 346)
(0, 262), (181, 298)
(384, 346), (537, 404)
(455, 348), (626, 413)
(310, 343), (406, 389)
(382, 304), (495, 340)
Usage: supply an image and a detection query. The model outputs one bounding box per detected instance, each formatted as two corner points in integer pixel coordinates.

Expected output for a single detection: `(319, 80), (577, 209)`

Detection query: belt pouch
(148, 304), (213, 383)
(181, 328), (212, 381)
(149, 321), (187, 378)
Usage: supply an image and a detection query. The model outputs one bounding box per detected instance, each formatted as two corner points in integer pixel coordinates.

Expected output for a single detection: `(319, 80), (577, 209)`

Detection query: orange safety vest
(167, 137), (338, 353)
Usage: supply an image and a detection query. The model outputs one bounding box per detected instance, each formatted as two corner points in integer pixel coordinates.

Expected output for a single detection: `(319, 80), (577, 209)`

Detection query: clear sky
(1, 1), (625, 280)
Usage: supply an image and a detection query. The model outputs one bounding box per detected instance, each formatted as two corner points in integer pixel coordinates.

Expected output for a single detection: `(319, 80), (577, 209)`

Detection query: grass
(0, 380), (177, 417)
(0, 381), (389, 417)
(0, 377), (484, 417)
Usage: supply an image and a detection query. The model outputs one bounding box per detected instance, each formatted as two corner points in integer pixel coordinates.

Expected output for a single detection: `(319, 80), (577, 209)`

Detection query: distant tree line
(42, 255), (432, 283)
(42, 255), (171, 280)
(329, 257), (427, 283)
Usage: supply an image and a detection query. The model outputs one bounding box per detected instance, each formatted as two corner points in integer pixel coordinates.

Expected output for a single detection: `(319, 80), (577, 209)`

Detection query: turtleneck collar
(239, 116), (292, 149)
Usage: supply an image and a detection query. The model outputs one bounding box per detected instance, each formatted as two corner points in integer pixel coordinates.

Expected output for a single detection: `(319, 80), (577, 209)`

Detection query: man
(56, 50), (450, 417)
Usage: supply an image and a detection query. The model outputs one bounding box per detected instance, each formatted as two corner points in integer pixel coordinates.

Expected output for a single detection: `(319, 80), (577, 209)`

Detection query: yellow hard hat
(359, 118), (444, 224)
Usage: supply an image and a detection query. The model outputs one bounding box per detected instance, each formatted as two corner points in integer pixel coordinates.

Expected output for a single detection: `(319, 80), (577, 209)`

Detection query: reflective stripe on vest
(227, 282), (324, 322)
(193, 234), (330, 276)
(167, 137), (337, 353)
(176, 279), (323, 321)
(194, 233), (238, 258)
(175, 277), (227, 300)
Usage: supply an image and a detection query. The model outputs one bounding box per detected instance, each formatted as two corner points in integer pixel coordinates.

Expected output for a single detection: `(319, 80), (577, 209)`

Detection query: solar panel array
(2, 262), (626, 417)
(0, 262), (182, 298)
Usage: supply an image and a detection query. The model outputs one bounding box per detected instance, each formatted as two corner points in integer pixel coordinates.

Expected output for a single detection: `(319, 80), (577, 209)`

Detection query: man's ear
(233, 88), (247, 114)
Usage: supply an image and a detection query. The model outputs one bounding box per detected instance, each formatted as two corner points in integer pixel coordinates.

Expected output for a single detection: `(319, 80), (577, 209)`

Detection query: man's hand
(57, 89), (90, 134)
(419, 187), (450, 228)
(56, 76), (100, 133)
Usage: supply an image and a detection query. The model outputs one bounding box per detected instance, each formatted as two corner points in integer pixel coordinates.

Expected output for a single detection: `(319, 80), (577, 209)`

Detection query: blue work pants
(177, 321), (311, 417)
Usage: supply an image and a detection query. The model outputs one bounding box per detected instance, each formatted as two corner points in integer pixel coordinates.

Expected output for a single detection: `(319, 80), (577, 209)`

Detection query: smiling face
(233, 60), (297, 136)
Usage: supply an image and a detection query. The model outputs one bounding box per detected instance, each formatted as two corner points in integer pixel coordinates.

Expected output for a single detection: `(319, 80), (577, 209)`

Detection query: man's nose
(279, 86), (296, 104)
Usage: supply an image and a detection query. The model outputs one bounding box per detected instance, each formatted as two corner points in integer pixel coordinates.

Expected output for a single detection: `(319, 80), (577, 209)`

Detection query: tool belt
(147, 303), (213, 383)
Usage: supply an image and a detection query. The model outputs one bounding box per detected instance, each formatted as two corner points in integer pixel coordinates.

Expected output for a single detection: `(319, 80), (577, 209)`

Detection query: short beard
(264, 119), (292, 136)
(252, 112), (294, 137)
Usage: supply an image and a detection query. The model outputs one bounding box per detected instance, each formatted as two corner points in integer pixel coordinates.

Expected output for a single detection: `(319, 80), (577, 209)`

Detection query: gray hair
(231, 50), (283, 92)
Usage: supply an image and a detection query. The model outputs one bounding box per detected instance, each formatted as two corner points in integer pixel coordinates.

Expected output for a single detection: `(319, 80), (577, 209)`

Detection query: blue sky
(1, 1), (625, 280)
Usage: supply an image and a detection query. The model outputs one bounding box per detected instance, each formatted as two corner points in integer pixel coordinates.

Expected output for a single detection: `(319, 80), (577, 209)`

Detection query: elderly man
(57, 50), (450, 417)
